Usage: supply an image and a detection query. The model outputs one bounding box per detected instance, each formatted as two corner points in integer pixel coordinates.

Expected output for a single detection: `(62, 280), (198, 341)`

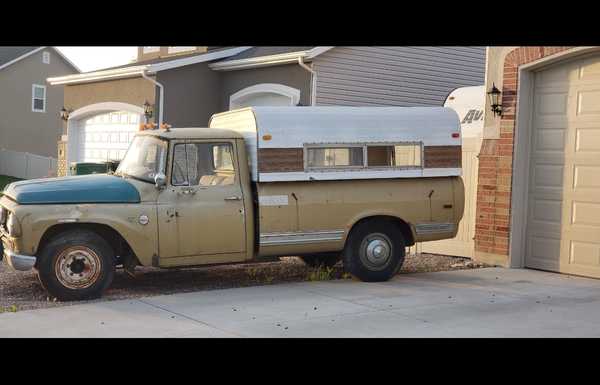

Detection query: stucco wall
(156, 62), (221, 127)
(0, 49), (77, 157)
(64, 77), (155, 115)
(219, 63), (312, 111)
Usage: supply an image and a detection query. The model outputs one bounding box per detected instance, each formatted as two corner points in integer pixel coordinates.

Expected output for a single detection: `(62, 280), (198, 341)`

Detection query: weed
(307, 266), (334, 281)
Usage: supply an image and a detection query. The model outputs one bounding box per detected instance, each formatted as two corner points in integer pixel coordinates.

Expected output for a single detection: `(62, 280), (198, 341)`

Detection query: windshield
(116, 136), (167, 183)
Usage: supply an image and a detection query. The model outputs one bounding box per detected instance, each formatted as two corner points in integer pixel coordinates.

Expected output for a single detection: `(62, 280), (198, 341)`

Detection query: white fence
(0, 149), (57, 180)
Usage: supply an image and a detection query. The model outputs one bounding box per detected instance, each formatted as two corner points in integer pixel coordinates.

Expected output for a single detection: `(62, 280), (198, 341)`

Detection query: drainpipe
(298, 56), (316, 106)
(141, 70), (164, 127)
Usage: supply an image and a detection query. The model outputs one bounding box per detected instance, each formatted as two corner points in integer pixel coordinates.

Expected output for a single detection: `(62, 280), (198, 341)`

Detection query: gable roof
(223, 46), (316, 61)
(47, 46), (251, 86)
(0, 46), (81, 72)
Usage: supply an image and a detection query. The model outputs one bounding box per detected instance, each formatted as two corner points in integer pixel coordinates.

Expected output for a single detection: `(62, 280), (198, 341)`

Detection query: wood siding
(258, 148), (303, 172)
(313, 47), (486, 107)
(423, 146), (462, 168)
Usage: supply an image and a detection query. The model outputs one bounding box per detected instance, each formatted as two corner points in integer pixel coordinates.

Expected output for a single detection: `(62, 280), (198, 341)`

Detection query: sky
(56, 47), (138, 72)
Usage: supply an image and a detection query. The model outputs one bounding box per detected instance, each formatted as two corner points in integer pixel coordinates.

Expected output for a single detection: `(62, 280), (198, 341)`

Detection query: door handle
(181, 188), (196, 195)
(224, 196), (241, 201)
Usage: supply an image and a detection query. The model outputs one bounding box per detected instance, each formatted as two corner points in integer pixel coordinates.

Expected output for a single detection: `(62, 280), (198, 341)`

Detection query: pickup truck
(0, 107), (464, 301)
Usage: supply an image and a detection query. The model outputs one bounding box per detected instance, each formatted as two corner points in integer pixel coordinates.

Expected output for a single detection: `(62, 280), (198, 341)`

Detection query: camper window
(367, 143), (422, 168)
(306, 146), (364, 169)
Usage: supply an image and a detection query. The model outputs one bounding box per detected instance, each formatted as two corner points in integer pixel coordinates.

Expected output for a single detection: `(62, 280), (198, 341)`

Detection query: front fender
(20, 203), (158, 266)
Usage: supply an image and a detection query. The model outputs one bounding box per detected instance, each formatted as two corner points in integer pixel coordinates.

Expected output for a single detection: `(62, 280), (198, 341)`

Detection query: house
(48, 46), (486, 177)
(474, 46), (600, 279)
(0, 47), (79, 158)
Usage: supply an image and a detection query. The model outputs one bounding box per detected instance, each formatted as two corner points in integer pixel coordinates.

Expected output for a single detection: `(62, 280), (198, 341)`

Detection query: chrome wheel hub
(359, 233), (393, 271)
(55, 246), (102, 290)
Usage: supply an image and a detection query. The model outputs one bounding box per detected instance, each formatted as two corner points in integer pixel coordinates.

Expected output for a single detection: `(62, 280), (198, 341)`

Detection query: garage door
(526, 54), (600, 278)
(78, 111), (140, 163)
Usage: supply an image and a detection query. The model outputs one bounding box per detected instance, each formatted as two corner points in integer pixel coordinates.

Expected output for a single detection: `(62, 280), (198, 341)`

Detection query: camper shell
(209, 107), (462, 182)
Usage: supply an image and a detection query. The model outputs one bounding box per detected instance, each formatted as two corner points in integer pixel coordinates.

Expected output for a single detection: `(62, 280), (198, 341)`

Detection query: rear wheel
(342, 220), (405, 282)
(299, 253), (341, 268)
(37, 229), (115, 301)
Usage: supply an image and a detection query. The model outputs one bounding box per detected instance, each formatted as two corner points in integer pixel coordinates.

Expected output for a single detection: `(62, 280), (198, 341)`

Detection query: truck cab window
(171, 142), (235, 187)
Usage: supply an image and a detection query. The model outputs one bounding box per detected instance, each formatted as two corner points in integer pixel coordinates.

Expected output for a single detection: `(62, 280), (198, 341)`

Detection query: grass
(0, 175), (22, 195)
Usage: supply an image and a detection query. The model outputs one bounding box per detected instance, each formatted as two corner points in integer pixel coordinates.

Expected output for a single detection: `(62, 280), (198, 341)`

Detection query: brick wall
(474, 47), (574, 258)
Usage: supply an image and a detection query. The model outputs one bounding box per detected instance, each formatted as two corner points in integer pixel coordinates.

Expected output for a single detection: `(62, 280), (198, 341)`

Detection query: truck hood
(3, 174), (141, 205)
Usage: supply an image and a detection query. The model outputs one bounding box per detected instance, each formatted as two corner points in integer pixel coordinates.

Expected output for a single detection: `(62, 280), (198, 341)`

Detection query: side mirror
(154, 172), (167, 189)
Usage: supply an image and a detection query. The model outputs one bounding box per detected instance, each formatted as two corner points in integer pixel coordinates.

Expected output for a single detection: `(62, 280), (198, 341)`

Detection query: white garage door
(78, 111), (140, 163)
(526, 54), (600, 278)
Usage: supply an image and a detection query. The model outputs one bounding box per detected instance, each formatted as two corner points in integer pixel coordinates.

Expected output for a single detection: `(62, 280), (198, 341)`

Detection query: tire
(300, 253), (341, 268)
(342, 220), (406, 282)
(37, 229), (116, 301)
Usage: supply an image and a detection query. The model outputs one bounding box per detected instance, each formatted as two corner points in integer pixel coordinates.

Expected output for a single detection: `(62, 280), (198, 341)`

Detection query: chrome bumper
(3, 249), (36, 271)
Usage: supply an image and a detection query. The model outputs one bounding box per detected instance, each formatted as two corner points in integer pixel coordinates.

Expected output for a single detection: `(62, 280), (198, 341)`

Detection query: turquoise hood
(3, 174), (141, 205)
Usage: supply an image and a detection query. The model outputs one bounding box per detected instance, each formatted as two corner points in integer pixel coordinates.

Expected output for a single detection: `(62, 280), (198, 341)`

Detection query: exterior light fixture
(60, 107), (70, 121)
(487, 83), (502, 117)
(143, 101), (154, 119)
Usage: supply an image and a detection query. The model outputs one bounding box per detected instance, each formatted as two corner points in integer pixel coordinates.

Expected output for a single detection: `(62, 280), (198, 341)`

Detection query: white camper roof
(209, 107), (461, 182)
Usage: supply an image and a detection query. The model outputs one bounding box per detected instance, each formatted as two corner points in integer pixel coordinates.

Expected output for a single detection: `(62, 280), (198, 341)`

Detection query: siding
(0, 49), (77, 157)
(313, 47), (486, 107)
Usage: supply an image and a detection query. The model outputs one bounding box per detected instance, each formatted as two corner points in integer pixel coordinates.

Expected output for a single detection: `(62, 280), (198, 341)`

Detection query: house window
(42, 51), (50, 64)
(167, 46), (196, 54)
(306, 146), (364, 169)
(143, 46), (160, 54)
(32, 84), (46, 112)
(367, 143), (422, 168)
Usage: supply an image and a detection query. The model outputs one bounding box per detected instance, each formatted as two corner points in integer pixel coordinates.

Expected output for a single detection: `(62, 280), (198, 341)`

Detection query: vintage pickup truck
(0, 107), (464, 300)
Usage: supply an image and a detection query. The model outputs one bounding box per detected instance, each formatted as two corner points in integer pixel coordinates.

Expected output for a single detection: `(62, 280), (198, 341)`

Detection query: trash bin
(70, 162), (109, 175)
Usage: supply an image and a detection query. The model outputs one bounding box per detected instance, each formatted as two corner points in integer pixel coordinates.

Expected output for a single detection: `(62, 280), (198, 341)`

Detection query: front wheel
(37, 230), (116, 301)
(342, 221), (406, 282)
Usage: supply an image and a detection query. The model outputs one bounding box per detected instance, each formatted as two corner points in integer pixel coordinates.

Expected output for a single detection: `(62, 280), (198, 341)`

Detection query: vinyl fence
(0, 149), (57, 179)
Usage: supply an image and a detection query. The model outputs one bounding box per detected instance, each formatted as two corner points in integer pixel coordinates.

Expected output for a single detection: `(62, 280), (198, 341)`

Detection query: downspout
(141, 70), (164, 126)
(298, 56), (316, 106)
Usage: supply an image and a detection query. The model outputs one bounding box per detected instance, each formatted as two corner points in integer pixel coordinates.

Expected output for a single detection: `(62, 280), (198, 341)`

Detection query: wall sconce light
(487, 83), (502, 117)
(143, 101), (154, 119)
(60, 107), (71, 121)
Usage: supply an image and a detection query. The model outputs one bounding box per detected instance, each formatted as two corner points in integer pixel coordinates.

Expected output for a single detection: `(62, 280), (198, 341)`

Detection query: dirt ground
(0, 253), (491, 312)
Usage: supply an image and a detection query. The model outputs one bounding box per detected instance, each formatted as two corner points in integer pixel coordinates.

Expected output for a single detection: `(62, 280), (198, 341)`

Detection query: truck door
(157, 139), (247, 262)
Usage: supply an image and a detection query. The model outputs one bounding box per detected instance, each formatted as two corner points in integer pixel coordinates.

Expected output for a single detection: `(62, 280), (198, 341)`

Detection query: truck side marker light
(262, 134), (272, 141)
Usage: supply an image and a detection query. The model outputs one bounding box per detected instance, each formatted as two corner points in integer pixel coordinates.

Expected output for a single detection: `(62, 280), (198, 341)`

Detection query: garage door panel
(77, 111), (139, 163)
(527, 54), (600, 278)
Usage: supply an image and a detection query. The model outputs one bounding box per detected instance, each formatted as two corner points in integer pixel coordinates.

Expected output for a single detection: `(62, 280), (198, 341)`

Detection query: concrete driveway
(1, 267), (600, 337)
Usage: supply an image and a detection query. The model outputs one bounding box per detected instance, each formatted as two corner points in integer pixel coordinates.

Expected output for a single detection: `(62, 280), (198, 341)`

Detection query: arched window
(229, 83), (301, 109)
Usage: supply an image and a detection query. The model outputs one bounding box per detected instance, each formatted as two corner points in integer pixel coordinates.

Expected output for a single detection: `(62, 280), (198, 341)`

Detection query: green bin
(70, 162), (109, 175)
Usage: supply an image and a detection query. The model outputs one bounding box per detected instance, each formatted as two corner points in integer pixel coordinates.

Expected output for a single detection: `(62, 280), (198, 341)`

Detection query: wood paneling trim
(258, 148), (304, 172)
(424, 145), (462, 168)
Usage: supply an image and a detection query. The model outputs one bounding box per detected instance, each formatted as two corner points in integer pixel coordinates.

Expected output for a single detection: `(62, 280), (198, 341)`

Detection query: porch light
(60, 107), (70, 121)
(487, 83), (502, 117)
(143, 101), (154, 119)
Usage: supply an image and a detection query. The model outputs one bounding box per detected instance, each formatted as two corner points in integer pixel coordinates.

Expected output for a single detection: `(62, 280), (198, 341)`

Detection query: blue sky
(56, 47), (138, 72)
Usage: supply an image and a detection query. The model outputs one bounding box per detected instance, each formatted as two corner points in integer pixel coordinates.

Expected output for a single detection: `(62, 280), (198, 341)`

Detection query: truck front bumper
(1, 231), (36, 271)
(4, 249), (36, 271)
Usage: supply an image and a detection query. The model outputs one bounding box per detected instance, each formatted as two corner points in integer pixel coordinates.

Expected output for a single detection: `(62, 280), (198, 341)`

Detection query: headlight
(7, 212), (21, 237)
